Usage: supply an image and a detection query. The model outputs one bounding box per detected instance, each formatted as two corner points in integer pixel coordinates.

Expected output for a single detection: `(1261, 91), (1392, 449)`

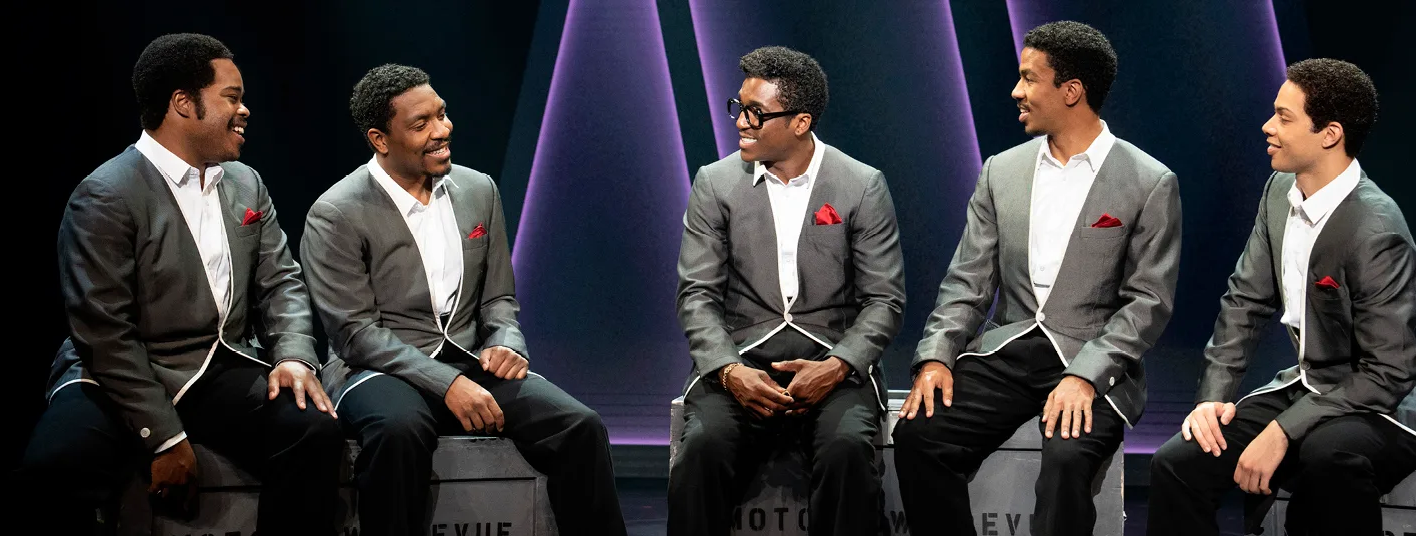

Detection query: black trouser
(891, 330), (1127, 536)
(1147, 384), (1416, 536)
(667, 330), (884, 536)
(16, 349), (344, 535)
(336, 362), (626, 536)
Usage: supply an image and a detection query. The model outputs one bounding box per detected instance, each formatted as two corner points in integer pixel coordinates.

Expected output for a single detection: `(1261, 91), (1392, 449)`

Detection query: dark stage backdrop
(11, 0), (1407, 470)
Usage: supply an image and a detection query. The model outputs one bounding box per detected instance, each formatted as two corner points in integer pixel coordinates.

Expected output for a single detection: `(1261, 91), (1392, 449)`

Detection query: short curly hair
(1023, 21), (1117, 112)
(739, 46), (828, 130)
(1286, 58), (1379, 157)
(132, 33), (234, 131)
(350, 64), (431, 149)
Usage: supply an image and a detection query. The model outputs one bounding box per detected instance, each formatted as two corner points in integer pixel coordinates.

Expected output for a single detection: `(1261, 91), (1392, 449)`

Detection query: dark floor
(614, 479), (1252, 536)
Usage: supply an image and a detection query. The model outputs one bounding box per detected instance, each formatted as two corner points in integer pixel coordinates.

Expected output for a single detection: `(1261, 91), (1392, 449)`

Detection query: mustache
(424, 136), (452, 152)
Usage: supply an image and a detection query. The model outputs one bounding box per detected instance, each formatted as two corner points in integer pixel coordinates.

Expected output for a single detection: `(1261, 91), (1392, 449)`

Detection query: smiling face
(736, 77), (810, 163)
(1011, 47), (1072, 137)
(371, 84), (453, 179)
(1262, 80), (1341, 174)
(185, 58), (249, 164)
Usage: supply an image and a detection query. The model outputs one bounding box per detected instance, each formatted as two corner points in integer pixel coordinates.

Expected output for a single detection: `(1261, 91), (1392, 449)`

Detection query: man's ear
(1319, 121), (1345, 152)
(368, 129), (390, 155)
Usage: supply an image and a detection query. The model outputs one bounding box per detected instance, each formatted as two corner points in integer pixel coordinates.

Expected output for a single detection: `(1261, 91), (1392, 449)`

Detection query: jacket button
(1108, 377), (1116, 386)
(1036, 312), (1047, 322)
(140, 427), (151, 439)
(1300, 362), (1310, 371)
(784, 313), (793, 323)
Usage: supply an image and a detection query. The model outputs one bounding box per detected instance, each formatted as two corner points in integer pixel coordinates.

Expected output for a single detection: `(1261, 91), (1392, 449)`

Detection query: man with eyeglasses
(670, 45), (906, 536)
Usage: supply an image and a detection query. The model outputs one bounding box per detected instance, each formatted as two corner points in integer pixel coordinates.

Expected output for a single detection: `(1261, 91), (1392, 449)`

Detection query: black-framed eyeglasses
(728, 98), (806, 129)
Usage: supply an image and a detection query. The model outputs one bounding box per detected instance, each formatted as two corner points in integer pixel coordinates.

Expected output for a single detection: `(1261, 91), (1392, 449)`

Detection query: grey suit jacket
(50, 146), (318, 451)
(914, 137), (1182, 426)
(302, 163), (526, 405)
(676, 144), (906, 403)
(1198, 172), (1415, 439)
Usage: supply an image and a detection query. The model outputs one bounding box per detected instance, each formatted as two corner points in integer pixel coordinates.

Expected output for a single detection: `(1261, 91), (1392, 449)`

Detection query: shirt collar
(1287, 158), (1362, 225)
(1035, 120), (1117, 174)
(753, 132), (826, 186)
(135, 130), (224, 190)
(367, 156), (452, 216)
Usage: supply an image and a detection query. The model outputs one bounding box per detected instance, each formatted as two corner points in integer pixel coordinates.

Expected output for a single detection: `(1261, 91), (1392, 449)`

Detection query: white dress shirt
(1029, 121), (1117, 307)
(754, 133), (827, 305)
(369, 157), (463, 316)
(136, 131), (231, 316)
(1279, 158), (1362, 330)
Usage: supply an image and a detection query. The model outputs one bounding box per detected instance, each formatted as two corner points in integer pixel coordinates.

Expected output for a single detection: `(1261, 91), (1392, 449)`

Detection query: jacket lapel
(741, 159), (785, 312)
(138, 150), (222, 318)
(1306, 175), (1365, 287)
(998, 140), (1042, 312)
(364, 171), (437, 318)
(1267, 173), (1293, 303)
(1035, 141), (1127, 311)
(792, 149), (841, 312)
(216, 178), (248, 318)
(441, 174), (474, 320)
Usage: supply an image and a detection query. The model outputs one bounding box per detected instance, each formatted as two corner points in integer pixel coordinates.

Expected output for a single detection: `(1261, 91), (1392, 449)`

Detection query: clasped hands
(721, 357), (850, 418)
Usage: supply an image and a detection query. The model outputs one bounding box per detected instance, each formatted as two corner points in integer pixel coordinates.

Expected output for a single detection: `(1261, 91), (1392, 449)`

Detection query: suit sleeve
(475, 178), (529, 358)
(676, 168), (742, 378)
(1195, 174), (1282, 403)
(59, 178), (184, 452)
(302, 200), (463, 397)
(826, 170), (906, 379)
(246, 169), (318, 370)
(1276, 231), (1416, 439)
(1065, 171), (1183, 394)
(912, 157), (1002, 372)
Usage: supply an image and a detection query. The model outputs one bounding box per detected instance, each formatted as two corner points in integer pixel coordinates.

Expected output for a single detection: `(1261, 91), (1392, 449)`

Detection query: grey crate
(670, 390), (1124, 535)
(117, 436), (558, 536)
(1254, 470), (1415, 535)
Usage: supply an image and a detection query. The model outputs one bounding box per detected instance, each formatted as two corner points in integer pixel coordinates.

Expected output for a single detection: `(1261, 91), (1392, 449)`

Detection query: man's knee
(814, 431), (875, 470)
(1295, 426), (1378, 486)
(564, 403), (608, 440)
(677, 425), (739, 471)
(1150, 433), (1209, 483)
(1040, 437), (1105, 478)
(360, 409), (436, 453)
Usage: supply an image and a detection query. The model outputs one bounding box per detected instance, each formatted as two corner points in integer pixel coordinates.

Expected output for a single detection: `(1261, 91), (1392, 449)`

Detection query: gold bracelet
(719, 363), (740, 387)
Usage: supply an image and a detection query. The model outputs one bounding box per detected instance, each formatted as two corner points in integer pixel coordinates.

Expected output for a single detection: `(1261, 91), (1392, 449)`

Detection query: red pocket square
(1314, 276), (1340, 290)
(467, 223), (487, 239)
(1091, 213), (1123, 228)
(241, 208), (264, 226)
(814, 203), (843, 225)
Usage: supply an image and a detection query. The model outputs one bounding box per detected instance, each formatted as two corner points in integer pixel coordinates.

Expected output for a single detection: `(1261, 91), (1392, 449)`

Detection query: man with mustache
(1148, 58), (1415, 536)
(16, 33), (341, 534)
(300, 64), (625, 536)
(892, 21), (1182, 536)
(670, 46), (906, 536)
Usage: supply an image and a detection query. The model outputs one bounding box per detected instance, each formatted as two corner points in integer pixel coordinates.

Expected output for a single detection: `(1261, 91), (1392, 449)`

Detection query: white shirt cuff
(155, 431), (187, 454)
(275, 358), (319, 372)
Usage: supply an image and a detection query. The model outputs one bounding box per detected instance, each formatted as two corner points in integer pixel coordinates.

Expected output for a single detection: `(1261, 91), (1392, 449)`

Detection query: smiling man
(300, 64), (625, 536)
(670, 46), (905, 536)
(891, 21), (1181, 536)
(1148, 58), (1415, 536)
(17, 33), (341, 534)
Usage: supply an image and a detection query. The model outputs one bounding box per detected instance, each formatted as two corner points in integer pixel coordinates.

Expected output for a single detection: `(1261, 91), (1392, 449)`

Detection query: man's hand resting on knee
(899, 361), (953, 420)
(446, 375), (506, 433)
